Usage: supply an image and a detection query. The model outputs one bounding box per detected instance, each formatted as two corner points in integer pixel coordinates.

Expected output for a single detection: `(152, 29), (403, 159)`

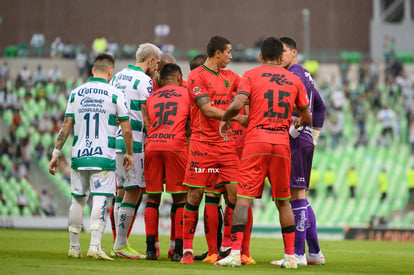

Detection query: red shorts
(183, 140), (239, 194)
(238, 142), (291, 200)
(144, 150), (188, 193)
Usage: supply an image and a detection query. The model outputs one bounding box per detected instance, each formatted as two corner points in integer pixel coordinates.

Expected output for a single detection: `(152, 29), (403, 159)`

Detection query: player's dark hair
(206, 36), (231, 57)
(93, 53), (115, 72)
(260, 37), (283, 61)
(189, 53), (208, 70)
(160, 63), (182, 81)
(280, 37), (297, 50)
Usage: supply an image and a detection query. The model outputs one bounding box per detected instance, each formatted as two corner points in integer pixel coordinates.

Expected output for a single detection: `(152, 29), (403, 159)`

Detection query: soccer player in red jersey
(180, 36), (246, 264)
(153, 53), (187, 91)
(215, 37), (312, 269)
(144, 63), (191, 261)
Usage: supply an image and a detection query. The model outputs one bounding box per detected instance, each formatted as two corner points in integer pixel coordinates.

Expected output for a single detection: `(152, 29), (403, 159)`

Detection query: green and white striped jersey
(65, 77), (129, 170)
(111, 64), (153, 153)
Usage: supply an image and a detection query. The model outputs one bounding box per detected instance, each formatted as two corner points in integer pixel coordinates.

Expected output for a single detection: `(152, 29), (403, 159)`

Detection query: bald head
(158, 53), (177, 72)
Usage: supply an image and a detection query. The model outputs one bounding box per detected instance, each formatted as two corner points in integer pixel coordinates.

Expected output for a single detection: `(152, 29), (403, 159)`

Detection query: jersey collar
(128, 64), (144, 72)
(202, 65), (220, 76)
(87, 77), (108, 84)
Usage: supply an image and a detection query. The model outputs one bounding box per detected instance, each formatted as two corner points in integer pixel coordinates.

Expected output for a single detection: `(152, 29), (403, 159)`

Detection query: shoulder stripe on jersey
(133, 79), (140, 90)
(108, 136), (116, 149)
(112, 94), (118, 104)
(70, 93), (76, 103)
(130, 99), (146, 111)
(108, 114), (117, 126)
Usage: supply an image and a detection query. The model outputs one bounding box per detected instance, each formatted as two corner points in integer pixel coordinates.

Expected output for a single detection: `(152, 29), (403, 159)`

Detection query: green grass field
(1, 229), (413, 274)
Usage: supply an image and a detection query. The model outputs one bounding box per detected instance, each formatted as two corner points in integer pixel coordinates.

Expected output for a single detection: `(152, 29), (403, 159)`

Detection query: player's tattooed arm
(196, 96), (226, 120)
(55, 116), (73, 150)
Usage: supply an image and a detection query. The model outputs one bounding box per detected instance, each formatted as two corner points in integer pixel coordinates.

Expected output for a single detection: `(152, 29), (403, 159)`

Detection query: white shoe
(270, 254), (306, 266)
(215, 253), (241, 267)
(68, 246), (82, 258)
(279, 254), (297, 269)
(87, 247), (113, 261)
(307, 251), (325, 265)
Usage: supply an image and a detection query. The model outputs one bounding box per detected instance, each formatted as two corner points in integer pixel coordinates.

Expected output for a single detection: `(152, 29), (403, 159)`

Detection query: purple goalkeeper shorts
(289, 137), (314, 190)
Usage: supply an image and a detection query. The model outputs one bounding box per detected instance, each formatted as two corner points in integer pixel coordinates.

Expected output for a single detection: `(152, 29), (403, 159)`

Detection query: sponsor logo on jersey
(78, 88), (109, 97)
(212, 99), (229, 106)
(152, 89), (182, 98)
(261, 73), (293, 85)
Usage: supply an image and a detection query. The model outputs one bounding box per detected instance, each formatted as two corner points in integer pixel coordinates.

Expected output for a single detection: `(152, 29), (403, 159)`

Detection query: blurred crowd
(1, 34), (414, 218)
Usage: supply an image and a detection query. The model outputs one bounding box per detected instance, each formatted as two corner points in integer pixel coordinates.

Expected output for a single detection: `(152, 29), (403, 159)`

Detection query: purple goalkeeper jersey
(289, 63), (326, 189)
(289, 64), (326, 144)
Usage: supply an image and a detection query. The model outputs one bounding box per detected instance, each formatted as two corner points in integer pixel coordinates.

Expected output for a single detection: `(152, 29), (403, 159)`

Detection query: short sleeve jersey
(187, 65), (240, 143)
(237, 64), (309, 145)
(145, 84), (190, 151)
(65, 77), (129, 170)
(111, 64), (153, 153)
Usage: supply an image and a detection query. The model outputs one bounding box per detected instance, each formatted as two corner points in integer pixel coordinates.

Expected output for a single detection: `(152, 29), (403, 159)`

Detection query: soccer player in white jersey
(110, 43), (162, 259)
(49, 53), (134, 260)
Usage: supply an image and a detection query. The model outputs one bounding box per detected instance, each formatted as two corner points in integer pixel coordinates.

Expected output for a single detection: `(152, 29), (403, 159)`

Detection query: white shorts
(71, 169), (116, 197)
(116, 152), (145, 189)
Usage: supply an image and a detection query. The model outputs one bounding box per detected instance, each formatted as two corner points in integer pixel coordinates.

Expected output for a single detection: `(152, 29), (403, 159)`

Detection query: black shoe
(171, 252), (182, 262)
(218, 248), (231, 259)
(146, 250), (157, 260)
(193, 251), (208, 261)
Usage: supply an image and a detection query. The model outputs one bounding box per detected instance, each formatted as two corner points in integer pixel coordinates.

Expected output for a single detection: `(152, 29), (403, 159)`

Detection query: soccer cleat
(218, 248), (231, 259)
(180, 251), (194, 264)
(241, 254), (256, 265)
(87, 248), (114, 261)
(307, 251), (325, 265)
(194, 251), (208, 261)
(202, 253), (218, 263)
(279, 255), (297, 269)
(113, 245), (145, 260)
(110, 248), (117, 257)
(68, 246), (82, 258)
(215, 253), (241, 267)
(146, 250), (158, 260)
(171, 252), (182, 262)
(270, 254), (306, 266)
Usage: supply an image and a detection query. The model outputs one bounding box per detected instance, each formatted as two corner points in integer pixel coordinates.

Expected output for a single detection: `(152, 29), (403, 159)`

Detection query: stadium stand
(0, 53), (413, 231)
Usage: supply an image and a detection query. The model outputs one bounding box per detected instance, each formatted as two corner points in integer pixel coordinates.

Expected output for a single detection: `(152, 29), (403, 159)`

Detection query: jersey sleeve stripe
(237, 91), (250, 98)
(118, 115), (129, 120)
(297, 104), (310, 110)
(70, 93), (76, 103)
(194, 94), (209, 102)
